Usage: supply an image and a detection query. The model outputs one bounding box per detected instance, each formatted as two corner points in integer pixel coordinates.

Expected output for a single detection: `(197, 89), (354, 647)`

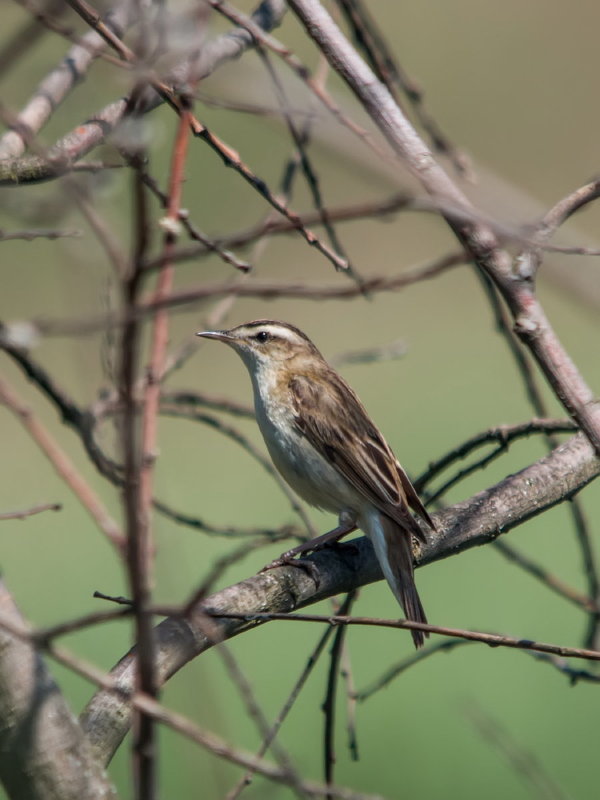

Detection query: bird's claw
(260, 553), (321, 587)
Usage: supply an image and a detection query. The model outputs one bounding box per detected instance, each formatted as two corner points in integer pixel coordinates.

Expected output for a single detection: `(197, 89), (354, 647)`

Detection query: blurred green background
(1, 1), (599, 798)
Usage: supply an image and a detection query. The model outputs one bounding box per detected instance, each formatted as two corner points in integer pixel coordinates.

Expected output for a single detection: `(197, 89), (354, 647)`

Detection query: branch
(80, 433), (599, 765)
(0, 227), (80, 241)
(29, 250), (465, 337)
(140, 192), (413, 270)
(0, 502), (61, 520)
(0, 1), (132, 159)
(0, 0), (287, 184)
(286, 0), (600, 456)
(0, 376), (124, 550)
(0, 578), (117, 800)
(0, 601), (382, 800)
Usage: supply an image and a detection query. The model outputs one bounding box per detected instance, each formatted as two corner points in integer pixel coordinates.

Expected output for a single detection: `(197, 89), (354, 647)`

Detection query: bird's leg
(260, 513), (357, 582)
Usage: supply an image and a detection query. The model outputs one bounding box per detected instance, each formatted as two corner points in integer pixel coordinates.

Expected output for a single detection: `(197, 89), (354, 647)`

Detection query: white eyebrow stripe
(266, 325), (301, 343)
(245, 324), (303, 344)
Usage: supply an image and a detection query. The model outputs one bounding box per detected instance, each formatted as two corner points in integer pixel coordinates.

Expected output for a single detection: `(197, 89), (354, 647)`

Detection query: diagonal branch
(286, 0), (600, 456)
(80, 433), (599, 765)
(0, 0), (287, 184)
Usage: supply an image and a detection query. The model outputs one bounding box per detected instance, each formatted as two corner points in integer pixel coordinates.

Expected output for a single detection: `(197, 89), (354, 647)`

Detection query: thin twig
(516, 177), (600, 278)
(0, 502), (62, 521)
(0, 227), (80, 241)
(356, 639), (475, 701)
(189, 115), (350, 272)
(323, 591), (357, 796)
(141, 192), (414, 270)
(493, 539), (598, 614)
(138, 170), (251, 273)
(339, 640), (359, 762)
(257, 46), (352, 273)
(333, 0), (472, 177)
(357, 637), (600, 704)
(160, 404), (316, 537)
(153, 498), (302, 539)
(226, 593), (356, 800)
(159, 390), (254, 419)
(0, 337), (122, 480)
(0, 607), (376, 800)
(466, 703), (568, 800)
(0, 376), (124, 549)
(208, 611), (600, 662)
(415, 418), (577, 492)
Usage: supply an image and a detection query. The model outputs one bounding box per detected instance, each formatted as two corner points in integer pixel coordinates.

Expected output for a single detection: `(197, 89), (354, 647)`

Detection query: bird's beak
(196, 330), (234, 342)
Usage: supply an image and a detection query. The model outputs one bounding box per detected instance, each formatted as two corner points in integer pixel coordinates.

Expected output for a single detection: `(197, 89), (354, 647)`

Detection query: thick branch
(0, 579), (117, 800)
(286, 0), (600, 455)
(81, 433), (599, 765)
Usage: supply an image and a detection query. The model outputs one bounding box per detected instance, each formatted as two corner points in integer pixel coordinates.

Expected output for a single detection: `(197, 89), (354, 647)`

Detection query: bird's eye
(255, 331), (270, 343)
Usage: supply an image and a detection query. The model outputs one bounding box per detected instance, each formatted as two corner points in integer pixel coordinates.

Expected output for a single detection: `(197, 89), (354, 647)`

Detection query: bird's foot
(260, 522), (358, 586)
(260, 552), (321, 586)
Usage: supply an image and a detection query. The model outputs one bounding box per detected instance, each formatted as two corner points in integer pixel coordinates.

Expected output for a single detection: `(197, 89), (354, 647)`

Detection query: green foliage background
(1, 1), (599, 798)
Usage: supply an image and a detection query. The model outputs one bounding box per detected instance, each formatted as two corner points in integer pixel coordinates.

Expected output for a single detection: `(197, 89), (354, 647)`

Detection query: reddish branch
(0, 376), (124, 550)
(119, 142), (155, 796)
(208, 611), (600, 662)
(139, 107), (191, 528)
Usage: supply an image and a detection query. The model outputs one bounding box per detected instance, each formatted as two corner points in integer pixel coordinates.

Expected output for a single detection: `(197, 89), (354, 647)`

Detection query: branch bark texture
(286, 0), (600, 455)
(81, 433), (599, 766)
(0, 580), (117, 800)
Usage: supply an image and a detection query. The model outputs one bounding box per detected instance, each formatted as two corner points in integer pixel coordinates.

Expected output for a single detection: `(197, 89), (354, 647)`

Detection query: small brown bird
(197, 320), (434, 647)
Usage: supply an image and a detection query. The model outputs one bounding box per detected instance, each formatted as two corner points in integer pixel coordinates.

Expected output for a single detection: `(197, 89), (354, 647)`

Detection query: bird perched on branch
(197, 320), (434, 647)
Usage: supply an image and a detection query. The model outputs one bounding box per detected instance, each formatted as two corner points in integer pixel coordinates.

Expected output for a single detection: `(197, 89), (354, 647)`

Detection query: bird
(196, 320), (434, 647)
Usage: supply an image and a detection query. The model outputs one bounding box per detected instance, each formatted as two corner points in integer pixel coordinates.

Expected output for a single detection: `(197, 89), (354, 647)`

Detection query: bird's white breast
(249, 367), (358, 515)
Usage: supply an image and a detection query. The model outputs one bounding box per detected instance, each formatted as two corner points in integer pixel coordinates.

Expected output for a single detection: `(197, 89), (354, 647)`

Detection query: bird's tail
(364, 510), (428, 648)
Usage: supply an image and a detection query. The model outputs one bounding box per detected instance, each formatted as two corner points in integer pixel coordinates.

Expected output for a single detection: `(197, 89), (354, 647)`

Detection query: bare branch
(0, 376), (124, 550)
(0, 1), (132, 159)
(0, 1), (288, 183)
(28, 250), (465, 337)
(0, 578), (118, 800)
(493, 539), (598, 613)
(0, 227), (81, 241)
(80, 433), (599, 764)
(286, 0), (600, 455)
(0, 502), (61, 521)
(0, 601), (381, 800)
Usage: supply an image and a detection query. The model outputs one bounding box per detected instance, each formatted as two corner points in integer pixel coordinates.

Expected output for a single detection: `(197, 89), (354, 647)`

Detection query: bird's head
(196, 320), (323, 372)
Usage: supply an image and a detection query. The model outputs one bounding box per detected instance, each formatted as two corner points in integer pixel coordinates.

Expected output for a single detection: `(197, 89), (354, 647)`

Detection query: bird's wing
(289, 371), (431, 541)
